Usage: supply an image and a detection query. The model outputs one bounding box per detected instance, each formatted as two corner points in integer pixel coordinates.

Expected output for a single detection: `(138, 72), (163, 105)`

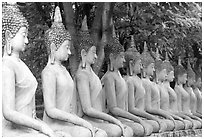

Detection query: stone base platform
(149, 129), (202, 137)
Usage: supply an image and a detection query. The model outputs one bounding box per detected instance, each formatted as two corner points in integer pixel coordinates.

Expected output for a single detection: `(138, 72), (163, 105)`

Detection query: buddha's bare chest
(186, 87), (196, 104)
(168, 87), (177, 103)
(56, 69), (74, 96)
(159, 85), (169, 101)
(151, 84), (160, 100)
(180, 88), (189, 101)
(134, 80), (145, 99)
(115, 77), (127, 98)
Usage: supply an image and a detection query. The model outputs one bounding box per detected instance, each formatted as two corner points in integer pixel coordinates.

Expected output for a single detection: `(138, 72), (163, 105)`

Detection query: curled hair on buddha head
(141, 41), (154, 68)
(2, 2), (28, 55)
(44, 6), (71, 57)
(187, 58), (195, 80)
(174, 56), (186, 81)
(77, 15), (96, 68)
(124, 35), (141, 76)
(104, 18), (124, 71)
(162, 51), (174, 73)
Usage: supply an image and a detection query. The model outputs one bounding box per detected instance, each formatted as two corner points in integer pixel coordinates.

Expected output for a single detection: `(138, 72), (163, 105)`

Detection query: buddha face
(133, 59), (142, 74)
(84, 46), (97, 65)
(113, 52), (125, 69)
(157, 69), (167, 81)
(166, 70), (174, 82)
(8, 27), (28, 52)
(144, 63), (155, 76)
(195, 77), (202, 88)
(187, 77), (195, 86)
(55, 40), (71, 61)
(178, 73), (187, 84)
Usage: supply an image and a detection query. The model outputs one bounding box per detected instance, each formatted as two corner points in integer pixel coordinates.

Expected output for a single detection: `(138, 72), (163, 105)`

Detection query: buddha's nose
(68, 49), (71, 55)
(25, 37), (29, 44)
(94, 54), (98, 59)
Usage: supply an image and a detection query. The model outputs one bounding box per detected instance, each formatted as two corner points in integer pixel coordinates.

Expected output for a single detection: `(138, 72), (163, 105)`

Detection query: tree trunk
(62, 2), (79, 76)
(92, 2), (115, 75)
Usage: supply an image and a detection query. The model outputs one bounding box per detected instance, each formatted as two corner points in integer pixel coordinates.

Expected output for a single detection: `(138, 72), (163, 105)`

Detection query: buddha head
(2, 2), (29, 56)
(174, 56), (187, 85)
(186, 58), (196, 87)
(154, 48), (167, 82)
(124, 35), (141, 76)
(77, 15), (97, 68)
(195, 71), (202, 89)
(162, 51), (174, 82)
(141, 42), (155, 77)
(104, 19), (125, 71)
(44, 6), (71, 64)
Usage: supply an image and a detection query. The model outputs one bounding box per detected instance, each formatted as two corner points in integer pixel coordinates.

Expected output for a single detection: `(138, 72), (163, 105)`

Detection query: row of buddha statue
(2, 3), (202, 137)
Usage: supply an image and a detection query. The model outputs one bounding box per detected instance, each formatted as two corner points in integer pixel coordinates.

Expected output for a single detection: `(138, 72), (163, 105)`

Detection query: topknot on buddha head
(174, 56), (186, 78)
(77, 15), (96, 61)
(162, 51), (174, 73)
(2, 2), (28, 46)
(141, 42), (154, 68)
(187, 58), (195, 80)
(44, 6), (71, 55)
(124, 35), (141, 66)
(104, 18), (124, 63)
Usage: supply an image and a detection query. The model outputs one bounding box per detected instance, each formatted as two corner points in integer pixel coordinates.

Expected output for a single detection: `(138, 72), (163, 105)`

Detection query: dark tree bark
(62, 2), (79, 76)
(92, 2), (115, 75)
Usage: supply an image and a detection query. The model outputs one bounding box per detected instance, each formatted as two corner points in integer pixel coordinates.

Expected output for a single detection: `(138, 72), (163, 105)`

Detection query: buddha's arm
(195, 90), (202, 115)
(182, 113), (202, 122)
(173, 112), (194, 121)
(76, 73), (123, 126)
(42, 71), (92, 129)
(168, 112), (185, 121)
(127, 80), (160, 121)
(174, 87), (182, 112)
(174, 87), (201, 121)
(142, 83), (173, 120)
(2, 66), (49, 135)
(104, 76), (143, 124)
(192, 112), (202, 119)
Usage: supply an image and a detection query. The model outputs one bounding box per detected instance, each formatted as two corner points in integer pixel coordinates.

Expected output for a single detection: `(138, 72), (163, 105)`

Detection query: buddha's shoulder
(174, 84), (181, 92)
(75, 69), (90, 79)
(2, 56), (18, 69)
(141, 78), (151, 85)
(104, 71), (115, 78)
(42, 65), (57, 76)
(125, 76), (134, 83)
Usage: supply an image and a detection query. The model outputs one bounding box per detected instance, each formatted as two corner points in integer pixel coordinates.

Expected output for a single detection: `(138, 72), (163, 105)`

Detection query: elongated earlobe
(109, 53), (115, 72)
(129, 61), (133, 76)
(81, 59), (86, 69)
(81, 49), (86, 69)
(5, 30), (13, 56)
(6, 40), (12, 55)
(109, 60), (114, 72)
(50, 43), (56, 64)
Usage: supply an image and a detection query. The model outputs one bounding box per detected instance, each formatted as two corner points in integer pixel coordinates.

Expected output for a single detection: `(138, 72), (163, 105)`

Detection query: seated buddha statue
(2, 2), (57, 137)
(42, 7), (106, 137)
(75, 16), (132, 137)
(163, 52), (195, 129)
(123, 35), (167, 134)
(193, 72), (202, 116)
(184, 59), (202, 119)
(174, 56), (202, 129)
(154, 49), (189, 131)
(101, 24), (154, 137)
(140, 43), (178, 132)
